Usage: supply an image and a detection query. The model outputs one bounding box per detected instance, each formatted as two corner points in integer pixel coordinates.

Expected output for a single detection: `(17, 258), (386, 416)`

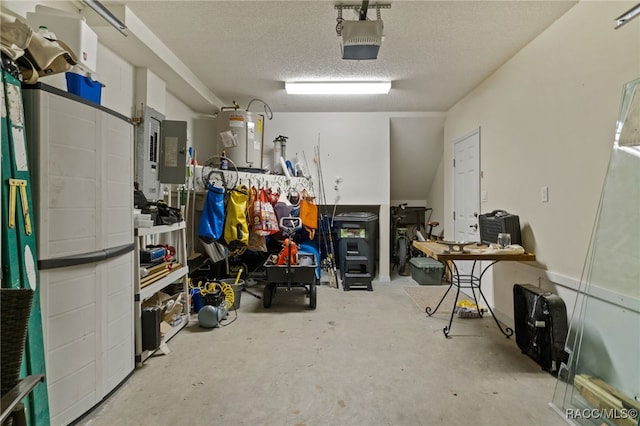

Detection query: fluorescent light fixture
(82, 0), (128, 36)
(615, 3), (640, 29)
(285, 81), (391, 95)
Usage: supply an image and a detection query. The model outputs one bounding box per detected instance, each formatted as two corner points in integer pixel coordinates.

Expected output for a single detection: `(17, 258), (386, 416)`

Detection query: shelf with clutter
(134, 221), (189, 366)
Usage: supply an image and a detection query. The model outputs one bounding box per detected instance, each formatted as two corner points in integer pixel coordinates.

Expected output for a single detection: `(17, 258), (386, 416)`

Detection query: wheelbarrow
(263, 217), (318, 309)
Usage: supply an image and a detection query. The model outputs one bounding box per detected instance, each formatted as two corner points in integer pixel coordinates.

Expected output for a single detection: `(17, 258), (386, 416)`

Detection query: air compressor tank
(216, 109), (264, 169)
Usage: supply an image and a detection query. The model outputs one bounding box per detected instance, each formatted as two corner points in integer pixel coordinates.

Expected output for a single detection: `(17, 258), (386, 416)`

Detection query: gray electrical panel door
(159, 120), (187, 184)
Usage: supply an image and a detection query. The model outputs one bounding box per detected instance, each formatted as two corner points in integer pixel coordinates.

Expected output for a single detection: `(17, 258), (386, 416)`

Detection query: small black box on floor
(141, 306), (161, 351)
(513, 283), (569, 376)
(479, 210), (521, 245)
(409, 257), (444, 285)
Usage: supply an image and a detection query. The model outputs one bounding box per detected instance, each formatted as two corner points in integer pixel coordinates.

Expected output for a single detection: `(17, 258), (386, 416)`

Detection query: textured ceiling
(101, 0), (577, 114)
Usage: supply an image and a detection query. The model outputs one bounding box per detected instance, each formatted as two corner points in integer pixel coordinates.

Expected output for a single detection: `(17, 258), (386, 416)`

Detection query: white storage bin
(27, 6), (98, 73)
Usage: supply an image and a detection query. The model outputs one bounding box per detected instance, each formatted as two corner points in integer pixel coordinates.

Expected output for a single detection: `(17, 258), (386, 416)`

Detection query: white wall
(192, 117), (217, 164)
(99, 44), (135, 117)
(264, 112), (392, 279)
(427, 153), (445, 238)
(165, 91), (195, 134)
(389, 114), (445, 210)
(134, 68), (166, 116)
(444, 0), (638, 306)
(443, 0), (639, 391)
(265, 112), (390, 204)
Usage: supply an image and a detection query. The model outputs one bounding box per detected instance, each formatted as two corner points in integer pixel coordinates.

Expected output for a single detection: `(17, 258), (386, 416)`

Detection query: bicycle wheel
(397, 237), (409, 276)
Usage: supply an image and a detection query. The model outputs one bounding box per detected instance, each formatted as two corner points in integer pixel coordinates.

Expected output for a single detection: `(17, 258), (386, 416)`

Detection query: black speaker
(141, 306), (161, 351)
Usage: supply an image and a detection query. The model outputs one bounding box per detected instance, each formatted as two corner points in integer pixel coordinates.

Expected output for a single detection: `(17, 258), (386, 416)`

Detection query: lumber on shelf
(140, 262), (182, 288)
(574, 374), (638, 426)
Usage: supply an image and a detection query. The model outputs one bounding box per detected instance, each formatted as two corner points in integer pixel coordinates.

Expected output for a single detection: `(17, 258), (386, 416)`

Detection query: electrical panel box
(135, 108), (187, 200)
(135, 106), (164, 201)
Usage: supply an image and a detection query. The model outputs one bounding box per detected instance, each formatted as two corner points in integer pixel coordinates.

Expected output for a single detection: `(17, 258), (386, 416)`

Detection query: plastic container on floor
(220, 278), (244, 310)
(409, 257), (444, 285)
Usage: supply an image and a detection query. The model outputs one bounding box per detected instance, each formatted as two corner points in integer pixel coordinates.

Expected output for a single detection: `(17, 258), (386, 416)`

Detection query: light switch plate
(541, 186), (549, 202)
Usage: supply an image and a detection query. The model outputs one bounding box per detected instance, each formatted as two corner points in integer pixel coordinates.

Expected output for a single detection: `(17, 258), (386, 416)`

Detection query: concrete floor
(79, 274), (567, 426)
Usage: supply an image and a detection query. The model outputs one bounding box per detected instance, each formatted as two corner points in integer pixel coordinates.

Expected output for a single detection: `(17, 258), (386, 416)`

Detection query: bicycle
(390, 204), (436, 275)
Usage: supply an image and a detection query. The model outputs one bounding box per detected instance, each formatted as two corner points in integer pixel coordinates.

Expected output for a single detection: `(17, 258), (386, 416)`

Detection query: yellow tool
(189, 279), (235, 309)
(8, 178), (32, 235)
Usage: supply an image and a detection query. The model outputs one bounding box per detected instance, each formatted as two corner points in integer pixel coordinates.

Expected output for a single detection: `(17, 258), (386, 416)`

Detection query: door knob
(469, 224), (478, 230)
(473, 212), (479, 218)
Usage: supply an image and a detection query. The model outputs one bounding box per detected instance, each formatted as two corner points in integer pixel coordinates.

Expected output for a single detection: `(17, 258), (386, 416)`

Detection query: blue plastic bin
(65, 72), (102, 104)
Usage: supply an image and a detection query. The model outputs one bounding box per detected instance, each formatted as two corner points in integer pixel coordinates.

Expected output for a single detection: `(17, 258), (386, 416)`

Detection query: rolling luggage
(513, 284), (569, 375)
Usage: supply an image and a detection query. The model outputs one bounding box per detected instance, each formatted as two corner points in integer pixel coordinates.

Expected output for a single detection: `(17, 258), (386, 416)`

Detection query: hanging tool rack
(196, 156), (314, 195)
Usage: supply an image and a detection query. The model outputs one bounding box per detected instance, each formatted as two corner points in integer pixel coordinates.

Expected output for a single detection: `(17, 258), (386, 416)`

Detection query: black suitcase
(513, 284), (569, 375)
(479, 210), (522, 245)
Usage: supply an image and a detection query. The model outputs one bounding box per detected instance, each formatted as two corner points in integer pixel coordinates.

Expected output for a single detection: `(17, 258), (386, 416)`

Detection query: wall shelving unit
(134, 221), (190, 366)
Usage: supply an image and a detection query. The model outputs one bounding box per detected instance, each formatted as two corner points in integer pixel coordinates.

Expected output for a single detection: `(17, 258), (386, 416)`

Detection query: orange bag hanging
(247, 186), (268, 251)
(299, 189), (318, 239)
(252, 188), (279, 236)
(248, 186), (259, 227)
(266, 187), (280, 206)
(247, 228), (268, 252)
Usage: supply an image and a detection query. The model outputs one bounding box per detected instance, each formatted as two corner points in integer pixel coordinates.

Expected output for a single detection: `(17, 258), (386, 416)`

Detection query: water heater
(217, 110), (264, 169)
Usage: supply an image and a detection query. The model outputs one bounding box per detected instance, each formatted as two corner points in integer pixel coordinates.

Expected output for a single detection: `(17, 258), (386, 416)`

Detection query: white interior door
(453, 129), (480, 243)
(453, 129), (480, 279)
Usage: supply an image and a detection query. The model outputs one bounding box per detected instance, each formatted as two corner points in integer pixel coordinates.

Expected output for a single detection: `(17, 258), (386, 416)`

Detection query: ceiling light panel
(285, 81), (391, 95)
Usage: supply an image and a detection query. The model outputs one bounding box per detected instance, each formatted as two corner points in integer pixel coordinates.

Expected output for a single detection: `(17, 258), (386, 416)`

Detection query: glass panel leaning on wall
(550, 78), (640, 426)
